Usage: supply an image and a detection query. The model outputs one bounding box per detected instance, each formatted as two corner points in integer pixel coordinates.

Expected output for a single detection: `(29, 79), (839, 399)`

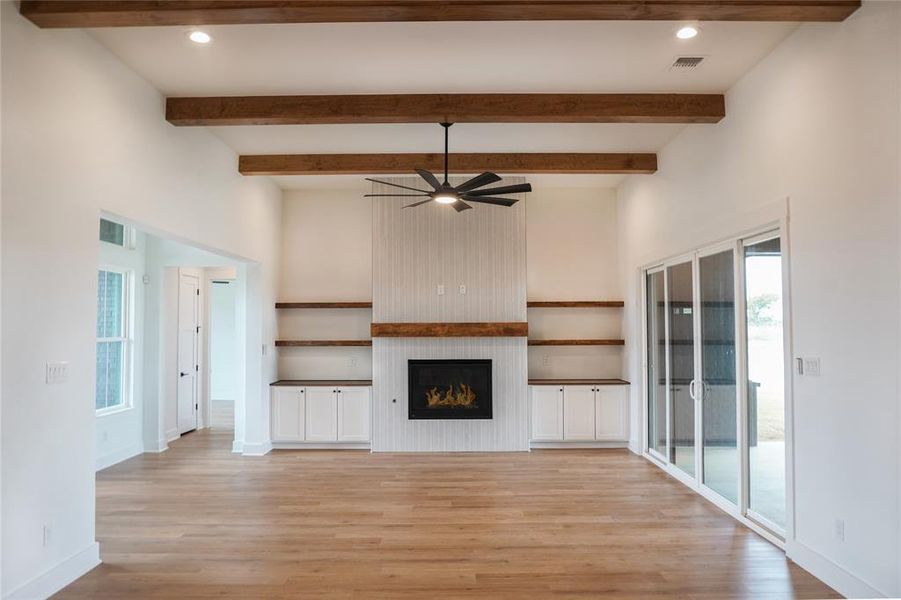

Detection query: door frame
(638, 217), (794, 550)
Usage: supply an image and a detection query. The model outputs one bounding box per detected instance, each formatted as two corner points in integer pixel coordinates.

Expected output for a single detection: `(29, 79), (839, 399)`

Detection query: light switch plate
(437, 284), (445, 296)
(46, 361), (69, 384)
(459, 285), (466, 295)
(803, 357), (821, 377)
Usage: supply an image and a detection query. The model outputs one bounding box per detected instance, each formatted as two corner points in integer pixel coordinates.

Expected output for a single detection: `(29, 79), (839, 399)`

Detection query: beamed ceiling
(21, 1), (860, 190)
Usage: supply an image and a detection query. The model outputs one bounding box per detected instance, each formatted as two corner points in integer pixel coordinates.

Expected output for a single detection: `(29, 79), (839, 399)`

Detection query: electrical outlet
(542, 355), (550, 366)
(437, 284), (445, 296)
(459, 284), (466, 295)
(350, 357), (358, 368)
(42, 524), (52, 547)
(46, 361), (69, 384)
(834, 518), (845, 542)
(102, 431), (109, 443)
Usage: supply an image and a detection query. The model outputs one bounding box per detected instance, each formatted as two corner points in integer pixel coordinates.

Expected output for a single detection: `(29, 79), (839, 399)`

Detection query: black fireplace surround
(408, 359), (492, 420)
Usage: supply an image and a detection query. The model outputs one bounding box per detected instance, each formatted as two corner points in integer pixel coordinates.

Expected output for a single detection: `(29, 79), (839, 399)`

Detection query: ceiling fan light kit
(364, 123), (532, 212)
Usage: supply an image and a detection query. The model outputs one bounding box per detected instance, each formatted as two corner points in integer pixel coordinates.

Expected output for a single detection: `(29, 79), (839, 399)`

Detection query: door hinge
(196, 325), (200, 333)
(196, 289), (200, 296)
(195, 364), (199, 372)
(195, 403), (198, 410)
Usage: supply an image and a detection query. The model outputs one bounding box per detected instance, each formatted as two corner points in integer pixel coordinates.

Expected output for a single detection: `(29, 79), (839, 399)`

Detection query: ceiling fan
(363, 123), (532, 212)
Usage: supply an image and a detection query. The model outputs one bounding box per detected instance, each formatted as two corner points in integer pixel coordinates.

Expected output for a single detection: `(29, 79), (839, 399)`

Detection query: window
(99, 218), (135, 248)
(96, 268), (132, 413)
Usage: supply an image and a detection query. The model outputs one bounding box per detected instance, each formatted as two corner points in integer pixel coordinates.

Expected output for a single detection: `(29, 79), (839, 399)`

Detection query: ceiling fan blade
(402, 199), (434, 209)
(364, 194), (430, 197)
(453, 200), (473, 212)
(415, 168), (442, 190)
(455, 172), (501, 193)
(460, 195), (520, 207)
(465, 183), (533, 197)
(365, 178), (431, 193)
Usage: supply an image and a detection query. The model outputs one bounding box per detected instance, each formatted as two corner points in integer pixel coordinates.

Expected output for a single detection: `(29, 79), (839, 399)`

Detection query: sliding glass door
(698, 248), (738, 504)
(743, 235), (786, 534)
(646, 269), (667, 460)
(644, 230), (787, 540)
(666, 261), (695, 478)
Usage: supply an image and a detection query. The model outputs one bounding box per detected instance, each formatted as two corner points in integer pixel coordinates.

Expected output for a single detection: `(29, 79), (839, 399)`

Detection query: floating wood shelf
(372, 322), (528, 338)
(528, 339), (625, 346)
(276, 301), (372, 309)
(527, 300), (624, 308)
(275, 340), (372, 347)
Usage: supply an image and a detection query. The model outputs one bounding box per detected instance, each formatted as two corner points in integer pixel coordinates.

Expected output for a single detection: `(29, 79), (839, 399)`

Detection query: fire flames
(425, 383), (477, 408)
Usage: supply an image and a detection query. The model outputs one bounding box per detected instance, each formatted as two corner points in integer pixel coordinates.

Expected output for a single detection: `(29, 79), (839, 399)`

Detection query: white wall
(617, 1), (901, 596)
(209, 281), (238, 402)
(95, 231), (147, 471)
(278, 187), (623, 382)
(526, 188), (623, 379)
(0, 5), (282, 598)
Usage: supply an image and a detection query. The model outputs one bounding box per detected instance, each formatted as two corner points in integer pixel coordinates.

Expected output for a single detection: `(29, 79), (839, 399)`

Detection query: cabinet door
(563, 385), (596, 441)
(337, 387), (371, 442)
(271, 387), (304, 442)
(305, 387), (338, 442)
(530, 386), (563, 441)
(596, 386), (628, 441)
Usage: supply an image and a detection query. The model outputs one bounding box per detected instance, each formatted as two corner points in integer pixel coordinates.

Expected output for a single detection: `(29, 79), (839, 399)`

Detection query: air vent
(672, 56), (704, 70)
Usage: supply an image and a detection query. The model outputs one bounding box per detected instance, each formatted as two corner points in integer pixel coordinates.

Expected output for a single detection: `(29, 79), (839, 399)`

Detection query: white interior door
(177, 272), (200, 434)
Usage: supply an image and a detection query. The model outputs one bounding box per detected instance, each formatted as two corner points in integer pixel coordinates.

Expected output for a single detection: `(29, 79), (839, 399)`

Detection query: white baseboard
(232, 439), (244, 453)
(165, 428), (179, 442)
(530, 441), (629, 449)
(786, 539), (888, 599)
(4, 542), (100, 600)
(95, 443), (143, 472)
(271, 442), (371, 450)
(242, 441), (273, 456)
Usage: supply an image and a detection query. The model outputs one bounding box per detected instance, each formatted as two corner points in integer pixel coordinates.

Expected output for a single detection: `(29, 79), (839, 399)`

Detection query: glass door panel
(666, 261), (695, 477)
(699, 250), (738, 504)
(744, 236), (786, 532)
(646, 270), (667, 457)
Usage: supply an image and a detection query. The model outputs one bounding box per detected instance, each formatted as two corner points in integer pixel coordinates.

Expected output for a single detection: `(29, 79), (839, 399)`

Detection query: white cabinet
(530, 386), (564, 441)
(530, 384), (629, 443)
(337, 387), (371, 442)
(563, 385), (597, 440)
(271, 384), (371, 446)
(271, 387), (305, 442)
(595, 386), (627, 441)
(305, 387), (339, 441)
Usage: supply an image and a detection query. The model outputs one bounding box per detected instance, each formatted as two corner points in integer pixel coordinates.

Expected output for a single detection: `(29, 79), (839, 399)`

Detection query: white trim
(271, 442), (371, 450)
(529, 441), (628, 449)
(242, 441), (273, 456)
(786, 539), (888, 599)
(3, 542), (100, 600)
(231, 439), (245, 453)
(165, 427), (179, 442)
(95, 442), (143, 471)
(95, 266), (135, 416)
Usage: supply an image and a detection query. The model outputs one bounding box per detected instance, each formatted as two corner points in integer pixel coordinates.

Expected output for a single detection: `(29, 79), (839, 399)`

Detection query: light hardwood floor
(57, 430), (838, 599)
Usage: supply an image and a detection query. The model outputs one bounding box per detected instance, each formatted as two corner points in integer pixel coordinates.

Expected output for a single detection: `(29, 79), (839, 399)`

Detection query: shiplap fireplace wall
(371, 177), (529, 451)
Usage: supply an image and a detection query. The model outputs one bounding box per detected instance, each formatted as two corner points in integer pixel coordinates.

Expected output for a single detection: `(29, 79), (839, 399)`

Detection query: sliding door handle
(688, 379), (697, 400)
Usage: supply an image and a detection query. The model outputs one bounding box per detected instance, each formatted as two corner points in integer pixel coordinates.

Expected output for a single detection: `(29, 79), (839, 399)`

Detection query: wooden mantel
(371, 322), (528, 338)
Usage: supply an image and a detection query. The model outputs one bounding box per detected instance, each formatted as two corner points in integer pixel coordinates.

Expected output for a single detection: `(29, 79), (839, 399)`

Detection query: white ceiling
(89, 20), (797, 190)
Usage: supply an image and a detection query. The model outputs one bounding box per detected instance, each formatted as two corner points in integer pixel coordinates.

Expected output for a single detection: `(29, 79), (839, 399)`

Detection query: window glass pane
(97, 271), (124, 338)
(96, 341), (109, 410)
(667, 261), (695, 477)
(699, 250), (738, 504)
(745, 236), (785, 532)
(99, 218), (125, 246)
(647, 271), (667, 456)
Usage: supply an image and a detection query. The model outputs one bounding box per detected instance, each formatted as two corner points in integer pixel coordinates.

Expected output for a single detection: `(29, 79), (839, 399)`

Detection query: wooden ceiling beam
(167, 94), (725, 125)
(239, 153), (658, 175)
(20, 1), (861, 28)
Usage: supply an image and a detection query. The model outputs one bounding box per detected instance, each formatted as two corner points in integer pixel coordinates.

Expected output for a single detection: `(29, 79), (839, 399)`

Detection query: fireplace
(408, 359), (492, 420)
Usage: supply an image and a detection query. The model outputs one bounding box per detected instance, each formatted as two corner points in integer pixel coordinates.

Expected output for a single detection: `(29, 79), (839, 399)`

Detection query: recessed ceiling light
(188, 30), (212, 44)
(676, 25), (699, 40)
